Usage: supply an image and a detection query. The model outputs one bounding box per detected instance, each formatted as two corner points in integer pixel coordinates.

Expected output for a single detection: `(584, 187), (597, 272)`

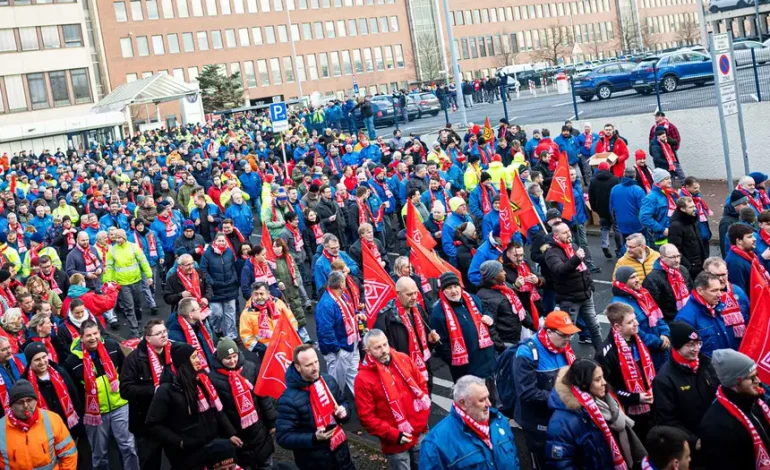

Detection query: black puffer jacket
(668, 209), (707, 279)
(530, 229), (556, 289)
(454, 233), (478, 291)
(477, 281), (534, 347)
(374, 299), (434, 359)
(641, 262), (693, 322)
(588, 170), (620, 220)
(119, 339), (173, 435)
(208, 356), (276, 468)
(145, 369), (236, 470)
(544, 242), (594, 302)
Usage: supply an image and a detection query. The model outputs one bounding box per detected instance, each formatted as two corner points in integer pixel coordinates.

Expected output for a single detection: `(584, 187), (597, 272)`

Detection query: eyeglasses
(553, 331), (573, 340)
(147, 329), (168, 337)
(180, 262), (194, 267)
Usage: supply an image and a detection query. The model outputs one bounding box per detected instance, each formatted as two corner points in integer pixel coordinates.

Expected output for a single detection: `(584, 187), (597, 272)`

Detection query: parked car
(572, 61), (638, 101)
(631, 51), (713, 93)
(709, 0), (755, 12)
(369, 95), (420, 124)
(407, 93), (441, 117)
(733, 40), (770, 65)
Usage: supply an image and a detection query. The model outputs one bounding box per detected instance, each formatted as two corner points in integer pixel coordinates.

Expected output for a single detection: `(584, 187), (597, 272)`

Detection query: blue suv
(631, 51), (713, 93)
(572, 62), (638, 101)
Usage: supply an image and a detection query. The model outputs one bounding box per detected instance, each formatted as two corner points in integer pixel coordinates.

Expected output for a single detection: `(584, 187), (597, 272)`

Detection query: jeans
(559, 296), (603, 352)
(325, 343), (360, 397)
(347, 116), (357, 136)
(463, 95), (473, 108)
(140, 265), (160, 309)
(571, 223), (595, 267)
(599, 216), (623, 254)
(209, 299), (237, 339)
(364, 116), (376, 139)
(84, 405), (139, 470)
(668, 161), (686, 187)
(386, 433), (425, 470)
(117, 281), (142, 337)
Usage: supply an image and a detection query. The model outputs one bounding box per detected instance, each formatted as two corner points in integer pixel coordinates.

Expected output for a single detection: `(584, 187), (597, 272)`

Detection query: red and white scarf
(480, 184), (493, 214)
(680, 187), (712, 223)
(516, 262), (541, 328)
(177, 268), (203, 301)
(653, 183), (677, 217)
(179, 315), (215, 372)
(452, 402), (492, 449)
(357, 197), (381, 226)
(738, 187), (764, 215)
(553, 236), (586, 272)
(254, 298), (278, 339)
(571, 387), (628, 470)
(366, 352), (430, 434)
(224, 229), (245, 255)
(716, 386), (770, 470)
(612, 281), (663, 327)
(395, 302), (430, 381)
(31, 336), (58, 364)
(660, 260), (690, 310)
(39, 269), (61, 296)
(253, 259), (277, 286)
(0, 355), (25, 412)
(0, 284), (16, 310)
(659, 139), (677, 171)
(491, 283), (527, 322)
(327, 288), (358, 345)
(311, 224), (324, 245)
(721, 283), (747, 338)
(82, 340), (119, 426)
(730, 246), (770, 286)
(78, 244), (100, 273)
(439, 290), (493, 366)
(286, 224), (304, 252)
(196, 372), (223, 412)
(306, 377), (347, 450)
(147, 342), (172, 388)
(612, 328), (656, 415)
(671, 347), (699, 374)
(759, 188), (770, 209)
(28, 366), (79, 428)
(362, 238), (382, 265)
(134, 231), (159, 259)
(538, 328), (576, 364)
(8, 223), (26, 254)
(636, 165), (652, 194)
(217, 367), (259, 428)
(7, 407), (39, 433)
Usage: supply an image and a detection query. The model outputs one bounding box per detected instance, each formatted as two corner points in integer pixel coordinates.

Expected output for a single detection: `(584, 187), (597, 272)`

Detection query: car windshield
(635, 59), (658, 70)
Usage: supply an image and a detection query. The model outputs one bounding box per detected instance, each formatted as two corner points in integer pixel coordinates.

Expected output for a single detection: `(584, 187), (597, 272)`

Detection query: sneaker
(602, 247), (612, 259)
(578, 336), (593, 344)
(150, 307), (159, 316)
(110, 321), (120, 331)
(590, 266), (602, 274)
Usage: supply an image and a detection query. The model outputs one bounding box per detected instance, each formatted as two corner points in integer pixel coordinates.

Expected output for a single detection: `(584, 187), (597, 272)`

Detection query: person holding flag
(354, 329), (431, 469)
(276, 344), (354, 470)
(478, 260), (534, 348)
(441, 197), (473, 265)
(510, 167), (546, 240)
(239, 282), (299, 356)
(726, 223), (770, 300)
(469, 172), (498, 224)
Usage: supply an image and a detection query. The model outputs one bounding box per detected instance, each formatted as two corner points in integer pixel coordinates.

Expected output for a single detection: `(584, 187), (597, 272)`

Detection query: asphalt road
(372, 62), (770, 137)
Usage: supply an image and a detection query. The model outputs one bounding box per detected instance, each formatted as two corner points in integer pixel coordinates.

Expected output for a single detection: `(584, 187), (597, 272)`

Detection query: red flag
(740, 264), (770, 384)
(362, 240), (397, 328)
(510, 172), (543, 234)
(498, 179), (519, 246)
(261, 223), (277, 267)
(545, 155), (575, 222)
(254, 313), (303, 399)
(9, 174), (15, 195)
(408, 236), (463, 286)
(406, 199), (436, 250)
(483, 116), (495, 149)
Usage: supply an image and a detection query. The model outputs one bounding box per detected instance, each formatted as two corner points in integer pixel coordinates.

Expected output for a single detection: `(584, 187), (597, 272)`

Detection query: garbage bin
(556, 73), (569, 95)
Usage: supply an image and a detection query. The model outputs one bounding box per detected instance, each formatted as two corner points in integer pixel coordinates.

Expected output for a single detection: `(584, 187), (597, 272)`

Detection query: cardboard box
(589, 152), (618, 167)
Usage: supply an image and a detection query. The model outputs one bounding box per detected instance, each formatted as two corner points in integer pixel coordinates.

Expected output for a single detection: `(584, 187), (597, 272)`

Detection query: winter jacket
(23, 362), (83, 438)
(239, 172), (262, 200)
(566, 182), (589, 226)
(668, 209), (707, 279)
(610, 177), (645, 234)
(640, 186), (676, 243)
(240, 258), (280, 300)
(145, 369), (236, 470)
(0, 409), (78, 470)
(430, 293), (495, 381)
(612, 247), (660, 283)
(477, 281), (534, 346)
(725, 248), (754, 299)
(224, 201), (254, 237)
(208, 355), (276, 467)
(190, 203), (223, 241)
(63, 337), (128, 415)
(652, 353), (716, 445)
(200, 246), (239, 303)
(554, 133), (581, 166)
(597, 330), (653, 411)
(118, 339), (173, 435)
(347, 239), (387, 279)
(468, 237), (504, 286)
(441, 212), (472, 263)
(98, 212), (130, 233)
(21, 246), (61, 278)
(642, 260), (692, 322)
(674, 293), (745, 357)
(595, 133), (630, 178)
(102, 241), (152, 286)
(649, 137), (680, 169)
(64, 245), (104, 291)
(544, 241), (593, 303)
(545, 370), (618, 470)
(699, 386), (770, 470)
(275, 368), (354, 470)
(163, 269), (213, 313)
(239, 297), (298, 355)
(373, 299), (434, 359)
(316, 198), (345, 240)
(262, 201), (291, 239)
(166, 312), (218, 364)
(577, 132), (599, 158)
(354, 351), (430, 454)
(611, 290), (671, 370)
(587, 170), (619, 220)
(469, 184), (498, 221)
(419, 405), (520, 470)
(173, 233), (206, 262)
(133, 229), (165, 267)
(719, 205), (740, 257)
(454, 234), (478, 289)
(312, 250), (359, 295)
(315, 289), (358, 355)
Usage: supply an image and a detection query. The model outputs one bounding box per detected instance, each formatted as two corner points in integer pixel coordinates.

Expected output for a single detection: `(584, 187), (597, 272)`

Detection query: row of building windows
(118, 17), (399, 58)
(0, 0), (75, 6)
(641, 0), (696, 9)
(0, 69), (92, 113)
(646, 12), (698, 35)
(450, 0), (614, 27)
(125, 44), (406, 87)
(113, 0), (394, 22)
(0, 24), (84, 53)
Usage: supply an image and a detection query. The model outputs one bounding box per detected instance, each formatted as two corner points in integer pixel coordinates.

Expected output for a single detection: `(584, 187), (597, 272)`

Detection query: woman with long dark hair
(272, 238), (309, 339)
(546, 359), (647, 469)
(145, 342), (241, 470)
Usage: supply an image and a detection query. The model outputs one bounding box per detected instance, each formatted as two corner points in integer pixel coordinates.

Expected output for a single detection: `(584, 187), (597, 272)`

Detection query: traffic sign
(269, 102), (289, 132)
(722, 99), (738, 117)
(717, 53), (734, 84)
(713, 33), (730, 52)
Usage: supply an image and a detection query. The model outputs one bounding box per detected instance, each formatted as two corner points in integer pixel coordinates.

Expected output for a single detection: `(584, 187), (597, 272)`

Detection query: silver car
(733, 40), (770, 66)
(408, 93), (442, 118)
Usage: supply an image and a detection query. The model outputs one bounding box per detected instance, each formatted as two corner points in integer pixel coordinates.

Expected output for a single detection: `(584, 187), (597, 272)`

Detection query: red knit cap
(598, 162), (610, 171)
(635, 149), (646, 161)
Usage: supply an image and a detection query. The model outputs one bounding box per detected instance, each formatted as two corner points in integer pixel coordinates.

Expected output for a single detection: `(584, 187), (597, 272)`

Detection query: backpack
(495, 339), (538, 418)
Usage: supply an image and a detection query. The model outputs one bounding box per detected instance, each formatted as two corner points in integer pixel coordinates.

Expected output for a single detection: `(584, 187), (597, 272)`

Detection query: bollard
(569, 76), (579, 120)
(500, 84), (509, 122)
(751, 48), (762, 102)
(653, 61), (662, 112)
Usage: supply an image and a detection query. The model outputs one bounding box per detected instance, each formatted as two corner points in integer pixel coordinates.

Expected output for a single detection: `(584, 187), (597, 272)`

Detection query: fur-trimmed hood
(548, 367), (583, 412)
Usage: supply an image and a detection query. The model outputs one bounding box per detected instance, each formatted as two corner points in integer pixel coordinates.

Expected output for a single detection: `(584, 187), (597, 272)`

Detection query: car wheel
(597, 85), (612, 100)
(579, 95), (593, 102)
(709, 5), (718, 11)
(431, 111), (439, 116)
(737, 0), (747, 6)
(662, 76), (678, 92)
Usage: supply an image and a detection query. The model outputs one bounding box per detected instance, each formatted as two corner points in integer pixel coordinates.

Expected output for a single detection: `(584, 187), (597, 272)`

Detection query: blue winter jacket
(275, 368), (353, 470)
(611, 293), (671, 370)
(200, 245), (239, 302)
(469, 184), (498, 221)
(446, 163), (465, 193)
(610, 178), (646, 235)
(369, 179), (396, 215)
(293, 145), (310, 162)
(640, 186), (676, 243)
(577, 132), (599, 158)
(166, 312), (217, 363)
(341, 151), (362, 167)
(133, 229), (165, 267)
(524, 137), (541, 160)
(224, 201), (254, 237)
(554, 134), (581, 166)
(190, 204), (223, 241)
(149, 218), (180, 254)
(239, 172), (262, 200)
(481, 210), (500, 241)
(566, 183), (589, 226)
(0, 354), (26, 386)
(545, 379), (617, 470)
(358, 144), (383, 164)
(239, 258), (281, 300)
(99, 212), (130, 233)
(725, 248), (754, 298)
(675, 292), (747, 357)
(315, 289), (358, 355)
(419, 406), (520, 470)
(326, 104), (343, 122)
(421, 189), (450, 213)
(468, 237), (504, 285)
(441, 212), (472, 264)
(312, 250), (359, 294)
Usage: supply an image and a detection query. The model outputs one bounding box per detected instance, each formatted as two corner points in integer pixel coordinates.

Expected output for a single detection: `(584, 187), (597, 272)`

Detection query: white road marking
(551, 101), (576, 107)
(594, 279), (612, 285)
(431, 393), (452, 412)
(568, 111), (583, 120)
(432, 377), (454, 389)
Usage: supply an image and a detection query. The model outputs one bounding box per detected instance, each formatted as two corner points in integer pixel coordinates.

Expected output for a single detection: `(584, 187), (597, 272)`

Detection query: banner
(261, 223), (277, 268)
(406, 199), (436, 250)
(510, 171), (543, 234)
(498, 179), (519, 246)
(362, 240), (397, 328)
(483, 116), (495, 149)
(254, 313), (303, 399)
(545, 155), (575, 222)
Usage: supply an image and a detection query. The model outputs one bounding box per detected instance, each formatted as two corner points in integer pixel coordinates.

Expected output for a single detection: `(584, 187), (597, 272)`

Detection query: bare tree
(640, 22), (661, 52)
(619, 17), (641, 51)
(532, 24), (574, 65)
(406, 32), (448, 83)
(676, 16), (700, 45)
(496, 30), (519, 67)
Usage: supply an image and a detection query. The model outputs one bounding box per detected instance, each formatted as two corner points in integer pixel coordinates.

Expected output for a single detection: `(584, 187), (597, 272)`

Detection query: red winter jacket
(353, 350), (430, 455)
(534, 138), (560, 162)
(595, 134), (629, 178)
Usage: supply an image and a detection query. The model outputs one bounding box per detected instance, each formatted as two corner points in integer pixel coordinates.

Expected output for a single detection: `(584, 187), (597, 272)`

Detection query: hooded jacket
(640, 186), (676, 243)
(588, 170), (619, 220)
(477, 280), (534, 347)
(200, 245), (239, 303)
(0, 409), (78, 470)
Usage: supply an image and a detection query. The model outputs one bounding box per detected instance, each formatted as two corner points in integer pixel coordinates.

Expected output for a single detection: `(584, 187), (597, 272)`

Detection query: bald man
(374, 277), (440, 391)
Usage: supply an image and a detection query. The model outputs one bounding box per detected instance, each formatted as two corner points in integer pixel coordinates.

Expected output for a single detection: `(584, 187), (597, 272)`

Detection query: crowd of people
(0, 101), (769, 470)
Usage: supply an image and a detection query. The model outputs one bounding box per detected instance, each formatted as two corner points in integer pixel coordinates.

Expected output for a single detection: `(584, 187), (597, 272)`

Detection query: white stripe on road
(568, 111), (583, 120)
(551, 101), (576, 107)
(432, 377), (454, 389)
(594, 279), (612, 285)
(431, 393), (452, 412)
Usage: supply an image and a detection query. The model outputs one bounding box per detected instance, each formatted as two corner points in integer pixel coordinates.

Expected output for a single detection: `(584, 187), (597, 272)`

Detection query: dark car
(631, 51), (713, 93)
(370, 95), (421, 123)
(572, 61), (638, 101)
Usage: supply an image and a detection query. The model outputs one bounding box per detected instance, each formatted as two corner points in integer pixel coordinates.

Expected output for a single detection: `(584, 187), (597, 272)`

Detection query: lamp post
(440, 0), (467, 126)
(286, 2), (303, 100)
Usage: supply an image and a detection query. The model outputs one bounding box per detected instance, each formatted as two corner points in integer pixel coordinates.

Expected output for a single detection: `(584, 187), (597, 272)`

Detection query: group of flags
(739, 263), (770, 384)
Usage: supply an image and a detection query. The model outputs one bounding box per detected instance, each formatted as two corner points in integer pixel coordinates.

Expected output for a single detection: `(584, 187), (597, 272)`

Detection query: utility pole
(441, 0), (467, 126)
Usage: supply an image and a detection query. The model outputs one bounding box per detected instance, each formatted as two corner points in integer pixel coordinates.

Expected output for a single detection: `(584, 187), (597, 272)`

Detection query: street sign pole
(710, 33), (734, 190)
(269, 101), (290, 179)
